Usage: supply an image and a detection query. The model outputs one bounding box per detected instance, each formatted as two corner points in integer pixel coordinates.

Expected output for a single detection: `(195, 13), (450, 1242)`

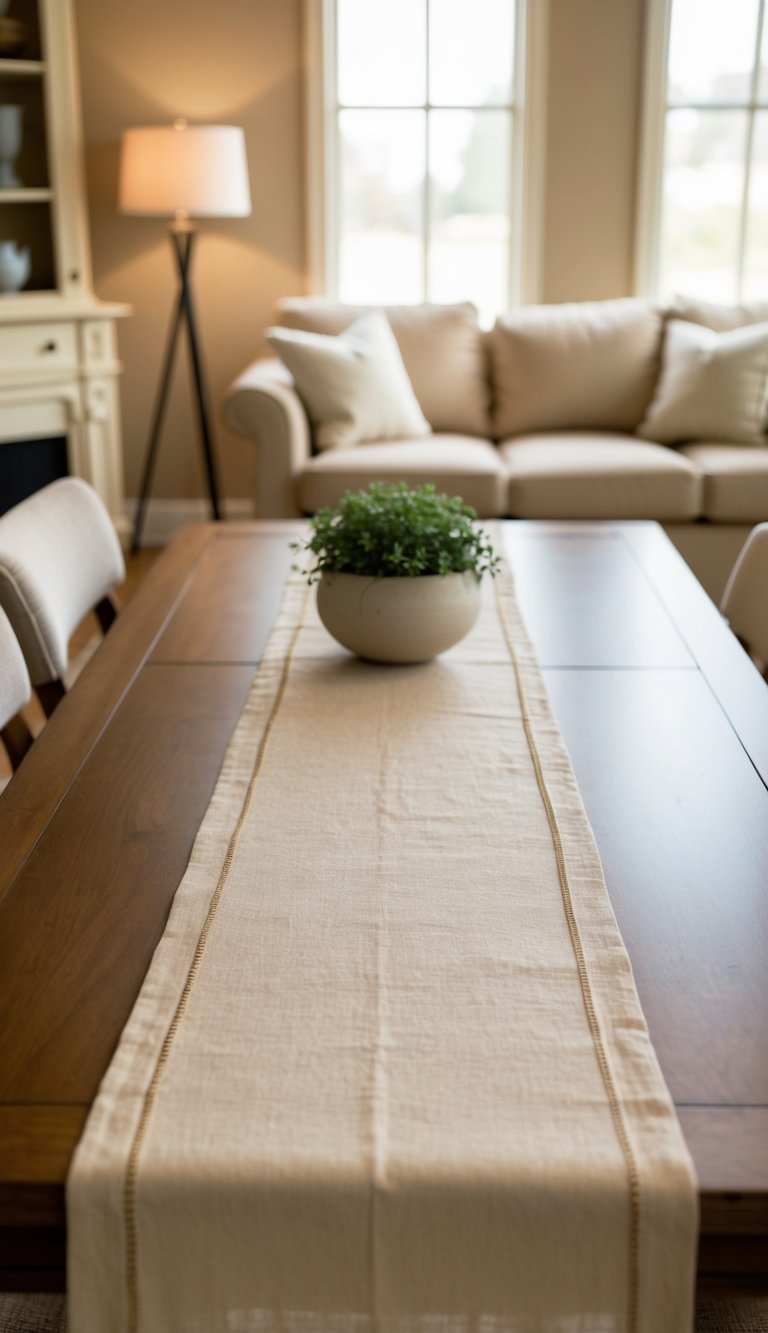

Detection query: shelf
(0, 195), (55, 288)
(0, 293), (131, 321)
(0, 59), (44, 78)
(0, 0), (128, 530)
(0, 188), (52, 202)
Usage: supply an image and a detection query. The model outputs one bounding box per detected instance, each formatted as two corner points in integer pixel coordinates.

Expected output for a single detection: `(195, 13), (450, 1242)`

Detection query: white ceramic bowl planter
(317, 570), (482, 664)
(295, 483), (499, 666)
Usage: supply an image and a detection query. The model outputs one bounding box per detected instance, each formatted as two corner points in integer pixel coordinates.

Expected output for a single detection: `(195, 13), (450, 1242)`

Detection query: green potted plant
(292, 482), (500, 663)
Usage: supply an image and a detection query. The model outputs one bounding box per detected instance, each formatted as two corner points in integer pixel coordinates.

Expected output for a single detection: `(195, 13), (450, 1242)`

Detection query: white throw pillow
(638, 318), (768, 446)
(275, 300), (489, 436)
(670, 293), (768, 332)
(266, 311), (431, 451)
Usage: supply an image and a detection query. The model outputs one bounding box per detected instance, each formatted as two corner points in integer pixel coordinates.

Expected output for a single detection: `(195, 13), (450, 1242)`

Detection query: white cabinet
(0, 0), (129, 541)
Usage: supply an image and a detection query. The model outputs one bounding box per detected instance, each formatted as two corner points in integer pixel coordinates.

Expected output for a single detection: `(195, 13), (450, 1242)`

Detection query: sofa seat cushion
(499, 433), (703, 519)
(678, 443), (768, 521)
(297, 436), (504, 517)
(491, 299), (663, 437)
(276, 299), (490, 438)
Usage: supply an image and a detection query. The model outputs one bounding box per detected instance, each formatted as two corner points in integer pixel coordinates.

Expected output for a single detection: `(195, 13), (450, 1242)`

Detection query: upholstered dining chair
(0, 478), (126, 716)
(0, 603), (33, 769)
(721, 522), (768, 676)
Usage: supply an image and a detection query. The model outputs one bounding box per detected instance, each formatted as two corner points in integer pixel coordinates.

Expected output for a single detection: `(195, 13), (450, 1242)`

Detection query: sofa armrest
(224, 358), (310, 518)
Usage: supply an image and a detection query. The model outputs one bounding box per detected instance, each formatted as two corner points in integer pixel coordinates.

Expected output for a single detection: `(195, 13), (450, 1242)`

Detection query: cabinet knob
(42, 340), (57, 353)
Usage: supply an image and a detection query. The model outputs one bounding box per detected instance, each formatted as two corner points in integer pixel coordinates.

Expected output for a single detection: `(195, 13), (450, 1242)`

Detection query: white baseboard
(124, 497), (255, 547)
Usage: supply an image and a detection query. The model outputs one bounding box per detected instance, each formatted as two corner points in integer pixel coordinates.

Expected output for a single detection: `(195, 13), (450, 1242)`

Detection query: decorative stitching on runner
(493, 571), (641, 1333)
(123, 582), (310, 1333)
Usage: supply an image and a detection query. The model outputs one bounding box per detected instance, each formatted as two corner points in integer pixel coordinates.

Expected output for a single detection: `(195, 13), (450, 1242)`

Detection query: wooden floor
(0, 547), (162, 785)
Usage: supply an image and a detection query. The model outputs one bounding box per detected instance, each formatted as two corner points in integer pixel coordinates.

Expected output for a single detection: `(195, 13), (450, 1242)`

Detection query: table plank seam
(676, 1103), (768, 1110)
(541, 664), (700, 672)
(617, 531), (768, 796)
(145, 660), (264, 669)
(696, 668), (768, 796)
(0, 1102), (90, 1108)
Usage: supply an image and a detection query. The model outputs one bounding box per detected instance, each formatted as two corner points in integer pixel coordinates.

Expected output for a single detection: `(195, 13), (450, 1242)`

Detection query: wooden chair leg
(94, 593), (119, 634)
(36, 679), (66, 718)
(0, 714), (34, 770)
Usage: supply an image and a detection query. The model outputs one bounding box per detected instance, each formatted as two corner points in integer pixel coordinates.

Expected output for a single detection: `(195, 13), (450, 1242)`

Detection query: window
(637, 0), (768, 301)
(305, 0), (543, 322)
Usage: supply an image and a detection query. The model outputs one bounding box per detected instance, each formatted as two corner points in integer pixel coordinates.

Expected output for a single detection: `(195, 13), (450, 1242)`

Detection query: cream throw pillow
(266, 311), (431, 451)
(670, 294), (768, 332)
(276, 299), (490, 437)
(638, 318), (768, 445)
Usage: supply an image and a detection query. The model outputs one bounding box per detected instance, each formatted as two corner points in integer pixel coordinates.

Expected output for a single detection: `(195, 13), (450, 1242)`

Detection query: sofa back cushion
(276, 299), (490, 437)
(490, 299), (663, 437)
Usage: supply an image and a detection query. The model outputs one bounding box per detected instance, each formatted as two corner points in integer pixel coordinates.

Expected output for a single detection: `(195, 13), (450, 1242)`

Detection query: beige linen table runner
(68, 544), (698, 1333)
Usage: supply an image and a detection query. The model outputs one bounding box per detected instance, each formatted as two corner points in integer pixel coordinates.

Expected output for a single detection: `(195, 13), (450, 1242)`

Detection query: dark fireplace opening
(0, 436), (69, 515)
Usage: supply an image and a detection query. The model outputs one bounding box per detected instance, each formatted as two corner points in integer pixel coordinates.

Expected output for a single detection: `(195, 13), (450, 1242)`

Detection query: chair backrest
(0, 603), (34, 770)
(721, 522), (768, 667)
(0, 478), (125, 686)
(0, 603), (31, 732)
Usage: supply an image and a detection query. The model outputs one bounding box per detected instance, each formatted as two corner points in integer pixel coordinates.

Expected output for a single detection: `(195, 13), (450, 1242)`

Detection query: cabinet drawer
(0, 323), (78, 372)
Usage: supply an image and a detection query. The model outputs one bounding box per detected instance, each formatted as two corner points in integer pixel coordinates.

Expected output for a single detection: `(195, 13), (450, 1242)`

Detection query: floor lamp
(119, 121), (251, 552)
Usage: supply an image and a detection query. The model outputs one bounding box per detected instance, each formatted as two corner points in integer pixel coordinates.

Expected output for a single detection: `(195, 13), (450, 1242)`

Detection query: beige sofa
(224, 296), (768, 600)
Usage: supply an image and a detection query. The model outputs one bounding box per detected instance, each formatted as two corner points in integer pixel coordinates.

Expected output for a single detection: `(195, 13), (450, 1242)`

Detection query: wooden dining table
(0, 519), (766, 1296)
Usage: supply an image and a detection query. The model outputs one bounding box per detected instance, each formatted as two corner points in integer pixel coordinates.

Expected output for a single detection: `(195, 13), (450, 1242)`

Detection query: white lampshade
(119, 122), (251, 219)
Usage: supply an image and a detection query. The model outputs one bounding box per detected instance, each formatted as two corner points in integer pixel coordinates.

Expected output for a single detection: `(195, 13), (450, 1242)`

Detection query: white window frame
(302, 0), (548, 311)
(635, 0), (768, 299)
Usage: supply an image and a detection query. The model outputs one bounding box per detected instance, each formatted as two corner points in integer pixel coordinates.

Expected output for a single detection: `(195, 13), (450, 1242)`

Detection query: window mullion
(328, 0), (340, 298)
(634, 0), (673, 296)
(737, 0), (767, 298)
(749, 0), (766, 109)
(333, 108), (340, 299)
(423, 113), (430, 304)
(423, 0), (431, 304)
(735, 119), (755, 303)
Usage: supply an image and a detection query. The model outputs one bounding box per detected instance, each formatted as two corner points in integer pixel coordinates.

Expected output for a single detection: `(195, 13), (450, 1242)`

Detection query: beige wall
(74, 0), (305, 502)
(74, 0), (646, 505)
(541, 0), (646, 303)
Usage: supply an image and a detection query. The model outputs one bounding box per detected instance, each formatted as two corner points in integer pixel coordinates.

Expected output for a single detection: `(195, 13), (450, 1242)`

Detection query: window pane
(337, 0), (426, 106)
(338, 111), (425, 303)
(743, 112), (768, 298)
(667, 0), (759, 104)
(429, 0), (515, 106)
(658, 109), (747, 301)
(428, 110), (510, 322)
